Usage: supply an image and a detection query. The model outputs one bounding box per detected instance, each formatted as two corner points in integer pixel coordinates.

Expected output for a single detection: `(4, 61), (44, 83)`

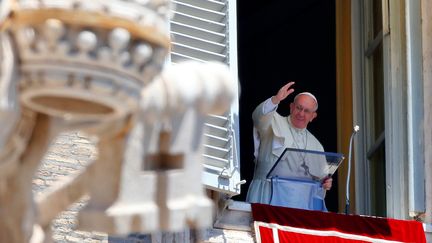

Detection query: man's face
(289, 95), (317, 129)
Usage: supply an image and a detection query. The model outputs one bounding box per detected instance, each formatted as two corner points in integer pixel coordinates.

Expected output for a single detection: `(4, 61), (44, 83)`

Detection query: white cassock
(246, 98), (328, 211)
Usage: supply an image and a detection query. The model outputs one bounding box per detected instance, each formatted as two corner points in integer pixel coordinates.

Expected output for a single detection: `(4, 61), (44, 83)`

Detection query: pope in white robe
(246, 82), (332, 211)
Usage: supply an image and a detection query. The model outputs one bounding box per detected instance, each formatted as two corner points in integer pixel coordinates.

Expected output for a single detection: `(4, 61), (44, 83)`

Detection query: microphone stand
(345, 125), (359, 215)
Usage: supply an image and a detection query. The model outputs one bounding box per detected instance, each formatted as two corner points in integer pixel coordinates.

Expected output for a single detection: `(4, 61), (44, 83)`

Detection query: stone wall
(33, 132), (107, 242)
(33, 132), (254, 243)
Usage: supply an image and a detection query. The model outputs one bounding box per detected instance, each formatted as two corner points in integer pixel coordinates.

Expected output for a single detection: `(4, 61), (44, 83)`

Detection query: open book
(267, 147), (345, 181)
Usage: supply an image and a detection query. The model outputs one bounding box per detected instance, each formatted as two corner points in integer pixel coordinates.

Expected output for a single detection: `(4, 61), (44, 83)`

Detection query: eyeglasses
(293, 104), (315, 115)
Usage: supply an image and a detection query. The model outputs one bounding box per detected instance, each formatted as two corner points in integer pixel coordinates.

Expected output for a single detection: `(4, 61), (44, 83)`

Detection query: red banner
(252, 203), (426, 243)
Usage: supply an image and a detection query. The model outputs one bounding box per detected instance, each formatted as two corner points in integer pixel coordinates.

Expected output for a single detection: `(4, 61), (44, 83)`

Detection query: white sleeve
(253, 97), (278, 161)
(262, 97), (278, 114)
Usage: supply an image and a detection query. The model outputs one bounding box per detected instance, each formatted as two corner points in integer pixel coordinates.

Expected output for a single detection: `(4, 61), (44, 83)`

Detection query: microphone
(345, 125), (359, 215)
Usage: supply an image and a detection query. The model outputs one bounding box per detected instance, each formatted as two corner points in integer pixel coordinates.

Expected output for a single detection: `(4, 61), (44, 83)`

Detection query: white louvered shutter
(170, 0), (241, 195)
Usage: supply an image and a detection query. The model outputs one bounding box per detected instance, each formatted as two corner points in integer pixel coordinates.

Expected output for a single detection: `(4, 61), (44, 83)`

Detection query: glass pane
(368, 24), (386, 217)
(370, 144), (386, 217)
(372, 42), (385, 138)
(373, 0), (383, 36)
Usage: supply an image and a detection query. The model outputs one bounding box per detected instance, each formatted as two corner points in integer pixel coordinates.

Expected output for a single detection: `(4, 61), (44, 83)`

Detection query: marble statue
(0, 0), (236, 242)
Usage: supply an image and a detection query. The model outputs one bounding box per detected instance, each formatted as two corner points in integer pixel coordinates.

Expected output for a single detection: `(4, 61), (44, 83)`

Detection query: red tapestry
(252, 203), (426, 243)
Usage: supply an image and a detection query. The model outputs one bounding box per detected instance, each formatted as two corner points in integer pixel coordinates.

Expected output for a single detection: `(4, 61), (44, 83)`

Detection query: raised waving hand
(271, 81), (295, 104)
